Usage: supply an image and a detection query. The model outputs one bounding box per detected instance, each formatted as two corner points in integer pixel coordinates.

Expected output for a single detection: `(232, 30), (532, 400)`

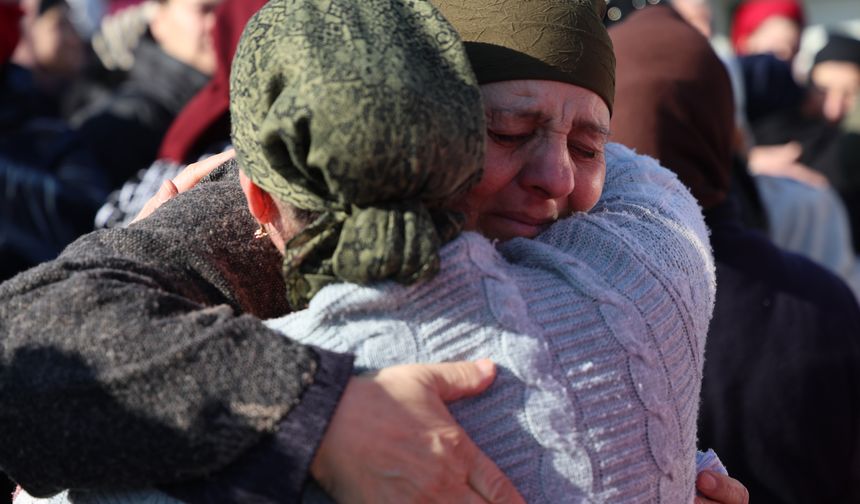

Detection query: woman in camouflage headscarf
(231, 0), (485, 309)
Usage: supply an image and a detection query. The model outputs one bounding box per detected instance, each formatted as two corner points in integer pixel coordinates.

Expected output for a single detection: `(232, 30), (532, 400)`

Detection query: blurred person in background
(731, 0), (805, 62)
(94, 0), (260, 229)
(9, 0), (84, 105)
(809, 33), (860, 125)
(0, 0), (108, 281)
(3, 0), (84, 120)
(612, 5), (860, 503)
(68, 0), (220, 189)
(753, 32), (860, 252)
(659, 0), (860, 295)
(738, 52), (860, 296)
(0, 0), (219, 283)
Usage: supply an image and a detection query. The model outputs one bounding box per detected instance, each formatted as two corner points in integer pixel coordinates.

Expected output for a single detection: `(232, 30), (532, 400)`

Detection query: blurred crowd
(0, 0), (222, 281)
(1, 0), (860, 502)
(610, 0), (860, 297)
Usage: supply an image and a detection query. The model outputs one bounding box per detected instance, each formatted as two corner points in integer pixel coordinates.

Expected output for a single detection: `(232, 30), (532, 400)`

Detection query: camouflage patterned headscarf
(231, 0), (485, 308)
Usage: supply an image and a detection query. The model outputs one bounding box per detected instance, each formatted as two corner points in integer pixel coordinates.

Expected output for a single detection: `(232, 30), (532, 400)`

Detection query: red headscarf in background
(731, 0), (805, 55)
(0, 3), (23, 65)
(158, 0), (267, 163)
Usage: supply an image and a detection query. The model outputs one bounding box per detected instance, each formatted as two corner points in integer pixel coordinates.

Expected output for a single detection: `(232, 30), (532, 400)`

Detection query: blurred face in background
(150, 0), (221, 75)
(811, 60), (860, 124)
(17, 0), (83, 78)
(741, 16), (801, 61)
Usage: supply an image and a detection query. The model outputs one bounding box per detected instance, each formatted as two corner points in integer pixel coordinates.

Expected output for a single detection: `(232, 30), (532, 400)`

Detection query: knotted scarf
(230, 0), (484, 308)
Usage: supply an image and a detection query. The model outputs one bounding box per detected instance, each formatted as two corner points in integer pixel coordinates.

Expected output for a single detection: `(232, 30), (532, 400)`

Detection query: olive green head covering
(231, 0), (484, 308)
(432, 0), (616, 113)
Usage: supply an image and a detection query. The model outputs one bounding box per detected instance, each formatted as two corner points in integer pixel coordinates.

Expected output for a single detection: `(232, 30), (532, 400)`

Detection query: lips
(489, 212), (556, 238)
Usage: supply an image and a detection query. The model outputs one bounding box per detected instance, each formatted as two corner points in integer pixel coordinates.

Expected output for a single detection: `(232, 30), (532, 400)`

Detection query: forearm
(163, 347), (353, 504)
(0, 182), (334, 495)
(519, 143), (716, 359)
(0, 264), (322, 495)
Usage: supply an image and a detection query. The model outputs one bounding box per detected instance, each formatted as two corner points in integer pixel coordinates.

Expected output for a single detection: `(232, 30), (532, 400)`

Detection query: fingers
(696, 471), (749, 504)
(130, 179), (178, 224)
(172, 148), (236, 193)
(425, 359), (497, 402)
(442, 489), (491, 504)
(784, 141), (802, 160)
(466, 443), (526, 504)
(130, 149), (236, 224)
(694, 496), (720, 504)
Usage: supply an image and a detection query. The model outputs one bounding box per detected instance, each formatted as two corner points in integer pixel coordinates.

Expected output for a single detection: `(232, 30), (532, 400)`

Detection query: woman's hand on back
(695, 471), (750, 504)
(310, 360), (525, 504)
(131, 149), (236, 224)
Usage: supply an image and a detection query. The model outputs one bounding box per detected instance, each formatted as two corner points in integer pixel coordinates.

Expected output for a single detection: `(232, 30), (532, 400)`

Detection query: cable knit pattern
(270, 143), (716, 503)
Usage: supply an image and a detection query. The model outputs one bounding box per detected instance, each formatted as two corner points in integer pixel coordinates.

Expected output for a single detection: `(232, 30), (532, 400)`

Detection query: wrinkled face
(811, 60), (860, 124)
(742, 16), (801, 61)
(151, 0), (220, 75)
(454, 80), (610, 241)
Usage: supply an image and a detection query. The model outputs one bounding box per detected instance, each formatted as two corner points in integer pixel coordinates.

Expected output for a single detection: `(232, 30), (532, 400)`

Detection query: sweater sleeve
(0, 166), (353, 499)
(530, 142), (716, 336)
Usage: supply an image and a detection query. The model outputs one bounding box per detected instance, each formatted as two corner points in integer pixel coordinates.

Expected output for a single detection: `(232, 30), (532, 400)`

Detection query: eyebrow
(487, 107), (611, 139)
(571, 119), (611, 140)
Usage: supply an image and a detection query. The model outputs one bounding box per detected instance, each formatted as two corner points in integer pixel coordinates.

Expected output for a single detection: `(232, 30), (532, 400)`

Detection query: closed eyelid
(570, 119), (611, 140)
(486, 107), (544, 123)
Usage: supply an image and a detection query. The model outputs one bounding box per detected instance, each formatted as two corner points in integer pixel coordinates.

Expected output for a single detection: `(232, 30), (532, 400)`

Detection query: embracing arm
(0, 167), (352, 500)
(0, 163), (524, 504)
(539, 142), (716, 332)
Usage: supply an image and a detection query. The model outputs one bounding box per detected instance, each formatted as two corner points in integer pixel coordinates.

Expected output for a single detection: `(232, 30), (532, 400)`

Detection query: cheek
(569, 162), (606, 212)
(462, 144), (518, 211)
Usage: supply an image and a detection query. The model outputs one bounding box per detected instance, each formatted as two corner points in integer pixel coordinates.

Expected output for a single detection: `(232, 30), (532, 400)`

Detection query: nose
(823, 91), (848, 124)
(519, 135), (575, 200)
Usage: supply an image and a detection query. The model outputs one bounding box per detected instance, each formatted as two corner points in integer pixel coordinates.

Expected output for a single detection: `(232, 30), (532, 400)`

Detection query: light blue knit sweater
(271, 143), (716, 503)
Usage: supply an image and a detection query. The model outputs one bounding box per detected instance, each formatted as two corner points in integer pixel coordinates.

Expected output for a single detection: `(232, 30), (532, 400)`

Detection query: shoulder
(604, 142), (661, 168)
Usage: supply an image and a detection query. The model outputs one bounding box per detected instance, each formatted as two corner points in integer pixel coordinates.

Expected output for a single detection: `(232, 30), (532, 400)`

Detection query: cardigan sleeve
(527, 142), (716, 336)
(0, 165), (353, 499)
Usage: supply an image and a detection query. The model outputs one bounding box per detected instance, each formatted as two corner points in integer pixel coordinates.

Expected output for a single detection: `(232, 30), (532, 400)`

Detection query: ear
(239, 170), (277, 224)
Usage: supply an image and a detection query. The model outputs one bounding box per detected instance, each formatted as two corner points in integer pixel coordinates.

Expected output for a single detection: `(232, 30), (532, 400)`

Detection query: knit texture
(271, 143), (716, 503)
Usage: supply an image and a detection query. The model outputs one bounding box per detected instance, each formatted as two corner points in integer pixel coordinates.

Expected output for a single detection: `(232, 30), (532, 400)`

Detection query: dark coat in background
(610, 6), (860, 503)
(0, 30), (210, 281)
(0, 62), (109, 280)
